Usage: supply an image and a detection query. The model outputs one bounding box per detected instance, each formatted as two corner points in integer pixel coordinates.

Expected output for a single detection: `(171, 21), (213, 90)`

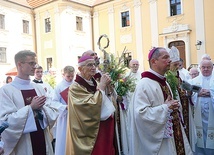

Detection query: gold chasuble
(21, 89), (46, 155)
(66, 75), (116, 155)
(142, 72), (185, 155)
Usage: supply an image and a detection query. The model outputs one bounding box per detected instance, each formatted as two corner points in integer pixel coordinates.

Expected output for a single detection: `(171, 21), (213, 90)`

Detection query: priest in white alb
(190, 59), (214, 155)
(128, 47), (193, 155)
(52, 66), (75, 155)
(0, 50), (63, 155)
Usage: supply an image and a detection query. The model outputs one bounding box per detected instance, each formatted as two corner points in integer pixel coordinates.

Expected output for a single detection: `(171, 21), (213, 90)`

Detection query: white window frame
(167, 0), (183, 17)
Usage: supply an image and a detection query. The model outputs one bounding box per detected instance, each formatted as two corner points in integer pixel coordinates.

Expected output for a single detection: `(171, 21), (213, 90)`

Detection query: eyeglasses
(84, 63), (96, 67)
(22, 61), (37, 67)
(90, 53), (97, 56)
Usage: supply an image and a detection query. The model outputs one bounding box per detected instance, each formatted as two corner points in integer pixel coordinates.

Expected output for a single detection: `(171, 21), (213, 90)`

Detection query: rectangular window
(23, 20), (29, 34)
(76, 16), (83, 31)
(0, 47), (6, 63)
(45, 18), (51, 33)
(121, 11), (130, 27)
(123, 52), (132, 67)
(170, 0), (181, 16)
(47, 57), (52, 71)
(0, 14), (5, 29)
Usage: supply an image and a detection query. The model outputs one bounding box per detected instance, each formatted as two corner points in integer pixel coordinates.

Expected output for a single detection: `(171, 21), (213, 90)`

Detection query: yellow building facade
(93, 0), (214, 71)
(1, 0), (214, 75)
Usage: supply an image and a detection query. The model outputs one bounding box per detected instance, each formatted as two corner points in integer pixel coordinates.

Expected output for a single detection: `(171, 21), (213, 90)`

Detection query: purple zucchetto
(78, 55), (94, 64)
(148, 47), (158, 60)
(78, 55), (94, 67)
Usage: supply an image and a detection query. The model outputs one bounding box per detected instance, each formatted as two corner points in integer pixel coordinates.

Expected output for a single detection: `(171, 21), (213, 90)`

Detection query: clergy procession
(0, 47), (214, 155)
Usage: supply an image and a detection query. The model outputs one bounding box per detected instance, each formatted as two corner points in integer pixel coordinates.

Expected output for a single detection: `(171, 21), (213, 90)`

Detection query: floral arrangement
(99, 52), (136, 97)
(115, 75), (136, 96)
(43, 74), (56, 88)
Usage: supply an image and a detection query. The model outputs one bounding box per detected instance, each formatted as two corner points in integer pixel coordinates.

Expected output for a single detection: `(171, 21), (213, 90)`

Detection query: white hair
(201, 54), (211, 60)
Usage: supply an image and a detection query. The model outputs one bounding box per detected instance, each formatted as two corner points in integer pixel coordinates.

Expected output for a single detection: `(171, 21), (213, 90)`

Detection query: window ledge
(21, 33), (32, 37)
(167, 13), (184, 19)
(0, 29), (9, 33)
(75, 30), (85, 35)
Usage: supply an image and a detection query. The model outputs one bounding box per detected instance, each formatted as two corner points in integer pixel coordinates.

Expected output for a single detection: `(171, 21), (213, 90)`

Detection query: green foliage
(165, 70), (178, 99)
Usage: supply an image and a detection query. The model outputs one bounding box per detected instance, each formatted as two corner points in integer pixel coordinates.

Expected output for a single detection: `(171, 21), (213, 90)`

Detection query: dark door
(168, 41), (186, 68)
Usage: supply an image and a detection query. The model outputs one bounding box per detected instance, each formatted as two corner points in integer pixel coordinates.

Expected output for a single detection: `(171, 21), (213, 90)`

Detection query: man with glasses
(191, 59), (214, 155)
(0, 50), (62, 155)
(82, 50), (101, 81)
(66, 55), (119, 154)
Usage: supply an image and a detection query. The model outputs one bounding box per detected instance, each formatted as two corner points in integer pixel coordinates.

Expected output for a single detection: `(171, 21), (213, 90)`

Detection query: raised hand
(30, 95), (46, 110)
(98, 73), (112, 91)
(164, 95), (180, 110)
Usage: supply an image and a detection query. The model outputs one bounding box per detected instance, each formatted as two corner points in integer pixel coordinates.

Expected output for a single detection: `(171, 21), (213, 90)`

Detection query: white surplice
(0, 77), (59, 155)
(36, 81), (54, 99)
(34, 81), (56, 140)
(191, 75), (214, 154)
(119, 71), (142, 155)
(53, 79), (72, 155)
(128, 71), (193, 155)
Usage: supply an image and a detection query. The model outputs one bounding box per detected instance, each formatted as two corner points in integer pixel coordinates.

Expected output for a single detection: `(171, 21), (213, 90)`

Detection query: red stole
(21, 89), (46, 155)
(142, 71), (185, 155)
(91, 116), (115, 155)
(75, 74), (97, 93)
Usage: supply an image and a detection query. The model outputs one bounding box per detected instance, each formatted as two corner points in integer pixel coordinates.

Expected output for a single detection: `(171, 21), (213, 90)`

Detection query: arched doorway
(168, 41), (186, 68)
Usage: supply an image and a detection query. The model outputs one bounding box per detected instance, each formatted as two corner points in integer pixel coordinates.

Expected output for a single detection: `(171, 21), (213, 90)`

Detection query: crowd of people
(0, 47), (213, 155)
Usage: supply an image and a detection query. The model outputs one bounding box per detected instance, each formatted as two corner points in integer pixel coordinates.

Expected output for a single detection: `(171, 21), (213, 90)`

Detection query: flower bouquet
(116, 75), (136, 96)
(43, 74), (56, 88)
(99, 52), (136, 97)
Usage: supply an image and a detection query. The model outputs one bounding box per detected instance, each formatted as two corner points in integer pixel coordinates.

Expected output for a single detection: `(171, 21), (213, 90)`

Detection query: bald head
(189, 67), (199, 79)
(129, 59), (139, 73)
